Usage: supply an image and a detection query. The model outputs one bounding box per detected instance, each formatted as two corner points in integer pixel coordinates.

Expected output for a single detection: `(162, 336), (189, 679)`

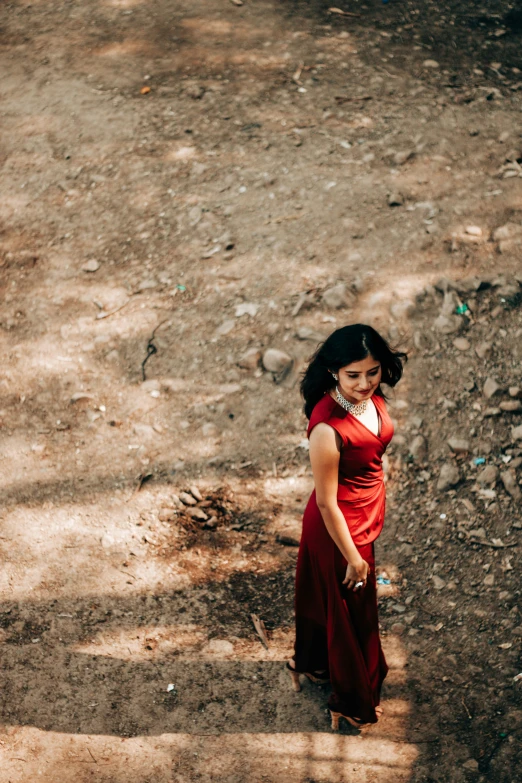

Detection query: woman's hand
(343, 558), (370, 591)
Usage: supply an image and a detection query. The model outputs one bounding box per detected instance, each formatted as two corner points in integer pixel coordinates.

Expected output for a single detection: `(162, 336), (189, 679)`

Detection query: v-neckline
(332, 394), (383, 440)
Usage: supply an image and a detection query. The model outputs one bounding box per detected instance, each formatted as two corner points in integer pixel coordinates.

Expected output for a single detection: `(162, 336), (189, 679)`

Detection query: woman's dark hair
(300, 324), (407, 419)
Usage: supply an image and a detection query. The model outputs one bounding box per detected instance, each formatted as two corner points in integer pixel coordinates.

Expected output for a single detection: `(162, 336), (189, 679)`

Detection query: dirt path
(1, 1), (521, 781)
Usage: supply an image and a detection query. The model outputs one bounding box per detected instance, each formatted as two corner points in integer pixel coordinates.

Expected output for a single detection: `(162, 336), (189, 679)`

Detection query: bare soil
(1, 1), (521, 781)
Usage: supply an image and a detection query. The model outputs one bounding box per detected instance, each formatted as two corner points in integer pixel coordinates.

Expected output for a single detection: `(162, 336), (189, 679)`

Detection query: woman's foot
(375, 706), (383, 717)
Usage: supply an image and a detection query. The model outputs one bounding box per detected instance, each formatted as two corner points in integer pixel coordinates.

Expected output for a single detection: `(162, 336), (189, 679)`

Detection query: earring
(332, 373), (338, 381)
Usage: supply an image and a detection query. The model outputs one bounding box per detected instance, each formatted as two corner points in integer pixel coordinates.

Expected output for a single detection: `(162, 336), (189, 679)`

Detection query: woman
(287, 324), (406, 730)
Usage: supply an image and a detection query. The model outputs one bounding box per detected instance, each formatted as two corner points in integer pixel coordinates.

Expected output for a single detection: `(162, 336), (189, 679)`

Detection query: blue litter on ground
(376, 576), (391, 585)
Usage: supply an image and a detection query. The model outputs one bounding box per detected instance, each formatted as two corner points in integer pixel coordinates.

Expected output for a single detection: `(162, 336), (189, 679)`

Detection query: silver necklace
(335, 386), (368, 416)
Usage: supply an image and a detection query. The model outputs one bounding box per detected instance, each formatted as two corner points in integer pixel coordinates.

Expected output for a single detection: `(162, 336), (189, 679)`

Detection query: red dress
(293, 392), (394, 723)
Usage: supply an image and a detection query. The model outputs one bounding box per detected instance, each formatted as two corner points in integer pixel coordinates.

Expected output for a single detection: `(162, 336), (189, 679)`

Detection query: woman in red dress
(288, 324), (406, 730)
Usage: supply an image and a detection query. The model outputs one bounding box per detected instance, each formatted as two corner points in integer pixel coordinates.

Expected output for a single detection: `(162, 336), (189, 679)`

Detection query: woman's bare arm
(309, 422), (369, 587)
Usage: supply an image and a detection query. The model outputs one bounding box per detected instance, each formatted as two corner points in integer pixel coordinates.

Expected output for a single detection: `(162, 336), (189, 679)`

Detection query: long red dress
(293, 392), (393, 723)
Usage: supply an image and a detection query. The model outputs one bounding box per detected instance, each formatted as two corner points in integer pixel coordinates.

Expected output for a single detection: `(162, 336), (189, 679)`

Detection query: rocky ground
(0, 0), (522, 781)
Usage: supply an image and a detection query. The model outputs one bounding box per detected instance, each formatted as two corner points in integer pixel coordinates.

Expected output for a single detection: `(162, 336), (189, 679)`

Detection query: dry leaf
(251, 613), (269, 649)
(498, 642), (513, 650)
(328, 6), (359, 16)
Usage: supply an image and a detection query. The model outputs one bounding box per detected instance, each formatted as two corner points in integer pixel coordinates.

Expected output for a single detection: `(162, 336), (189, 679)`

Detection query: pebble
(133, 423), (156, 439)
(158, 508), (176, 522)
(484, 573), (495, 587)
(477, 465), (499, 486)
(235, 302), (259, 318)
(500, 400), (522, 412)
(501, 470), (522, 500)
(453, 337), (470, 351)
(431, 575), (446, 590)
(465, 226), (482, 237)
(475, 342), (492, 360)
(509, 386), (521, 398)
(179, 492), (197, 506)
(433, 314), (463, 334)
(238, 348), (262, 370)
(186, 507), (209, 521)
(483, 377), (501, 399)
(423, 59), (440, 68)
(321, 283), (354, 309)
(447, 438), (470, 454)
(462, 759), (479, 772)
(81, 259), (100, 272)
(390, 623), (405, 636)
(387, 191), (404, 207)
(262, 348), (293, 374)
(393, 150), (415, 166)
(295, 326), (325, 342)
(204, 639), (234, 655)
(202, 422), (219, 438)
(390, 300), (415, 320)
(511, 424), (522, 442)
(408, 435), (428, 462)
(189, 485), (203, 502)
(214, 320), (235, 337)
(437, 463), (460, 491)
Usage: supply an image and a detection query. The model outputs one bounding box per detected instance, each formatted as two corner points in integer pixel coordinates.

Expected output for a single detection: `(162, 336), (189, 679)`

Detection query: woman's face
(335, 354), (382, 405)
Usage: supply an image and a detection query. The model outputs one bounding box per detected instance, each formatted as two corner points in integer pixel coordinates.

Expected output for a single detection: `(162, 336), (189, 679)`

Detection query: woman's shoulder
(307, 394), (346, 437)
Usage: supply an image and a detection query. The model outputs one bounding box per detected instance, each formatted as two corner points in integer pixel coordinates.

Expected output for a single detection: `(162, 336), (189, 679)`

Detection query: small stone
(447, 438), (470, 454)
(238, 348), (262, 370)
(512, 424), (522, 442)
(276, 534), (300, 547)
(262, 348), (293, 374)
(501, 470), (522, 501)
(500, 400), (522, 412)
(189, 485), (203, 502)
(483, 408), (501, 418)
(321, 283), (355, 309)
(204, 639), (234, 655)
(158, 508), (176, 522)
(387, 192), (404, 207)
(390, 300), (415, 319)
(186, 507), (209, 521)
(431, 575), (446, 590)
(423, 59), (440, 68)
(475, 342), (492, 360)
(202, 422), (219, 438)
(453, 337), (470, 351)
(462, 759), (479, 772)
(390, 623), (405, 635)
(214, 320), (235, 337)
(81, 259), (100, 272)
(477, 465), (499, 486)
(492, 223), (522, 242)
(136, 278), (158, 292)
(179, 492), (197, 506)
(437, 463), (460, 491)
(409, 435), (428, 462)
(484, 573), (495, 587)
(295, 326), (325, 342)
(483, 377), (501, 399)
(235, 302), (259, 318)
(509, 386), (521, 398)
(132, 423), (156, 439)
(184, 81), (205, 100)
(465, 226), (482, 237)
(393, 149), (415, 166)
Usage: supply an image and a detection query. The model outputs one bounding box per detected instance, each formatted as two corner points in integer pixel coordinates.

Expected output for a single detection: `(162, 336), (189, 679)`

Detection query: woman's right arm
(309, 423), (369, 589)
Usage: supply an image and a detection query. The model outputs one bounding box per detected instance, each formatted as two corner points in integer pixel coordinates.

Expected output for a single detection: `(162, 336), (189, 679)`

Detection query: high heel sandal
(330, 707), (382, 731)
(286, 662), (330, 692)
(329, 711), (364, 731)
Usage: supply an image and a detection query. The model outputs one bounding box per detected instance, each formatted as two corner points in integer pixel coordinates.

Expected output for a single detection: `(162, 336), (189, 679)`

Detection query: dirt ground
(1, 0), (522, 781)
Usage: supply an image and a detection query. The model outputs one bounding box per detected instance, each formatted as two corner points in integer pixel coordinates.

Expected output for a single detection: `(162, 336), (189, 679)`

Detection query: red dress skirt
(293, 393), (393, 723)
